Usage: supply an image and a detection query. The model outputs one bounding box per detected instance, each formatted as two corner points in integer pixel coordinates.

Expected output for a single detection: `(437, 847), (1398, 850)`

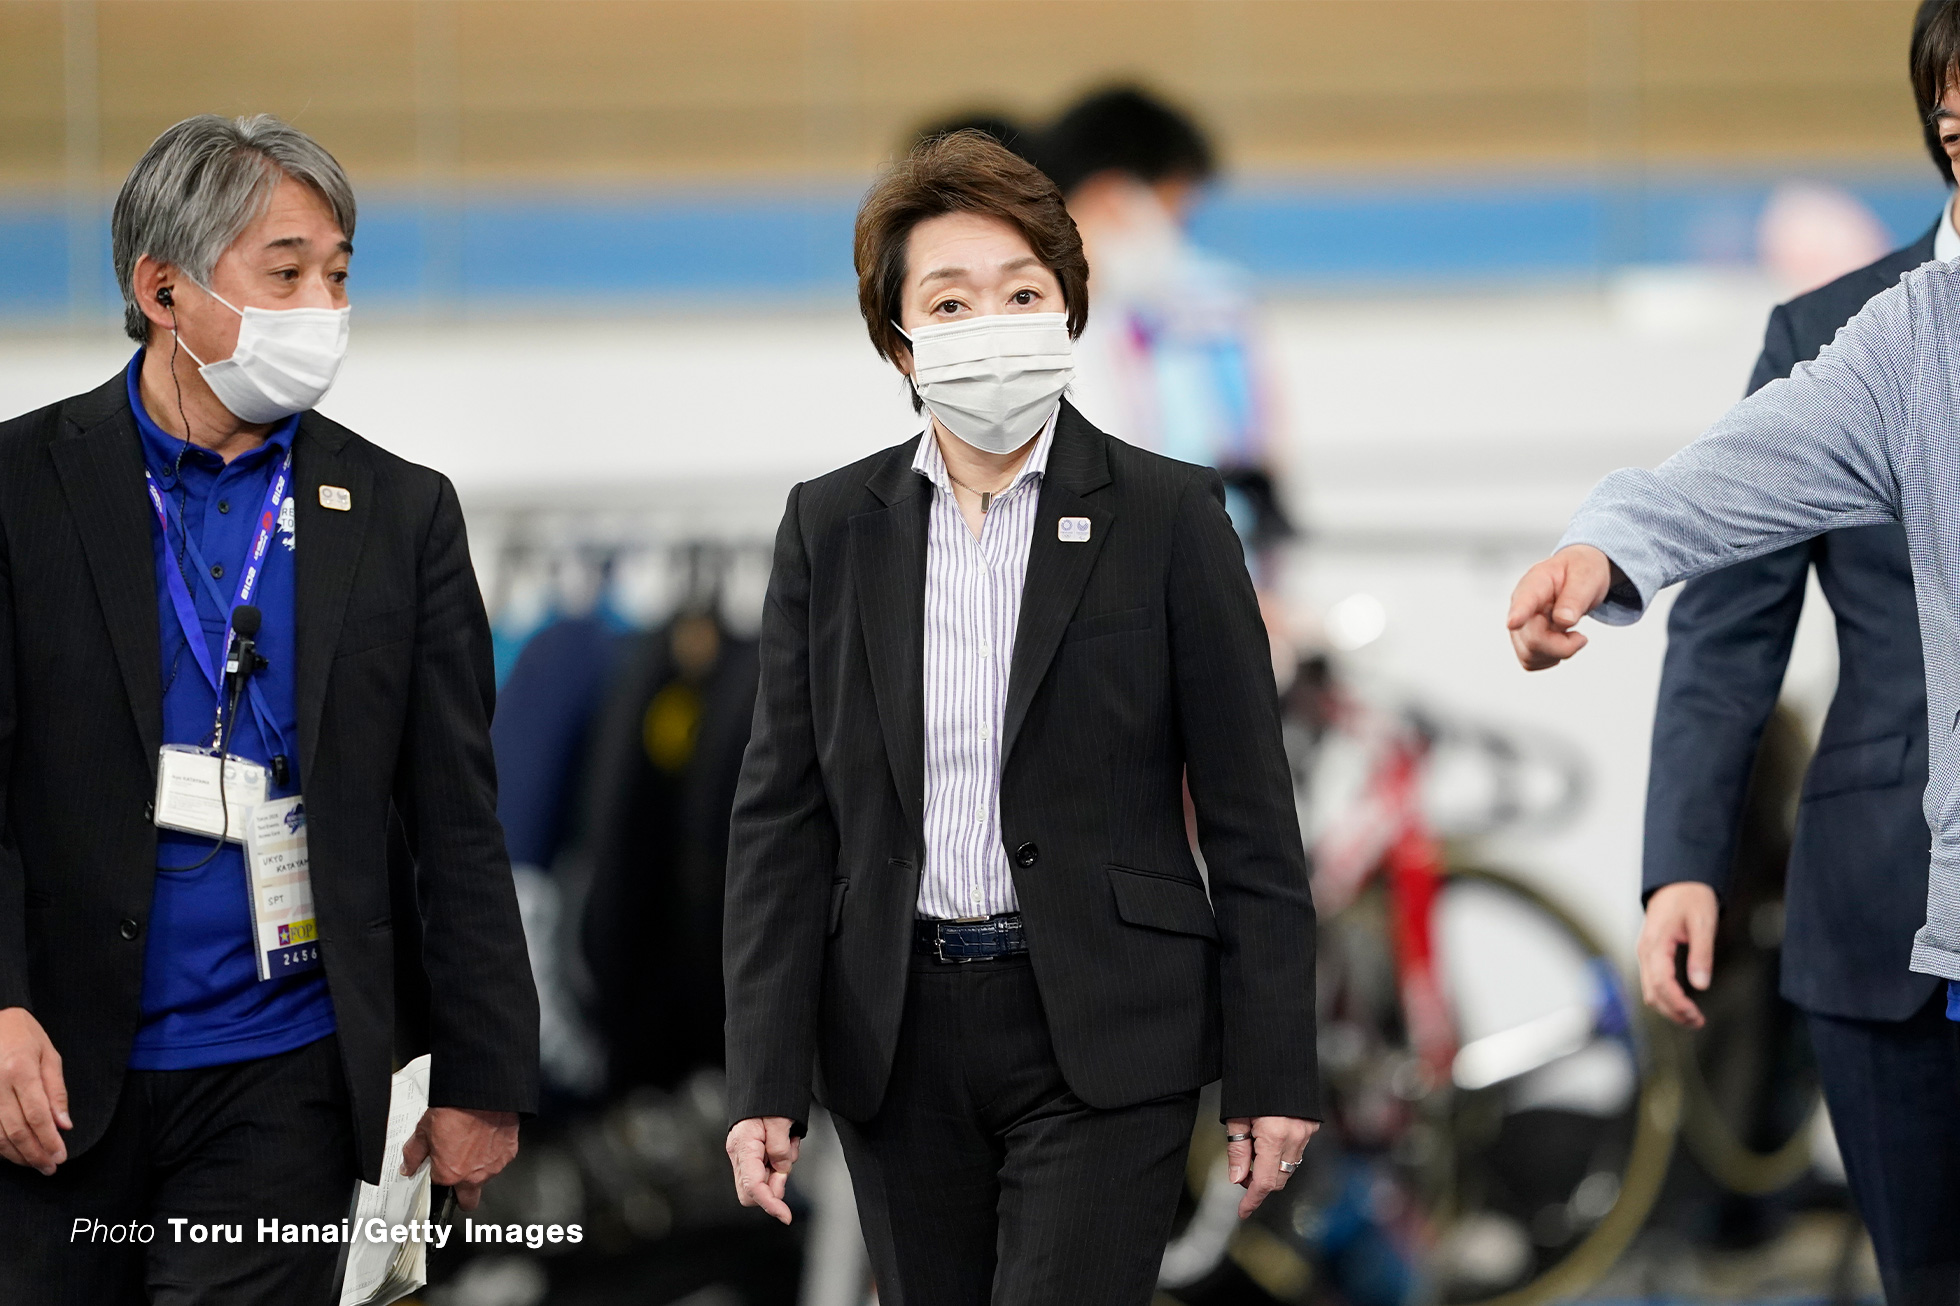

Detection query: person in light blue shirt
(1508, 249), (1960, 974)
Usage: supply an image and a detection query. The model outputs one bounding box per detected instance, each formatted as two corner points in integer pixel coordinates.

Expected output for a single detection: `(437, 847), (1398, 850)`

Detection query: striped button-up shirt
(1558, 260), (1960, 981)
(911, 410), (1057, 921)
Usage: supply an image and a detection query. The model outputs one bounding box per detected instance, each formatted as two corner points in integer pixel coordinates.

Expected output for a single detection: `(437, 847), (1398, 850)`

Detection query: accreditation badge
(154, 744), (267, 843)
(241, 795), (322, 981)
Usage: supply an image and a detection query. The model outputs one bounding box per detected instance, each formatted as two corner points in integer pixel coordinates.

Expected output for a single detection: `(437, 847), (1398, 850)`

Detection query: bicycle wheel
(1670, 702), (1823, 1198)
(1160, 867), (1680, 1306)
(1424, 868), (1679, 1305)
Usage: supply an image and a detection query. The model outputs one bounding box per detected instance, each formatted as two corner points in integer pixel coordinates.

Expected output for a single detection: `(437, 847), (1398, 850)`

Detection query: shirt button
(979, 724), (992, 741)
(210, 564), (224, 579)
(118, 918), (140, 941)
(977, 646), (991, 660)
(217, 500), (230, 514)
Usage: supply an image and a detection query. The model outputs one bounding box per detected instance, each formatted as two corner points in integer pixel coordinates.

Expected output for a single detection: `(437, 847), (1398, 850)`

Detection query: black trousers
(0, 1033), (359, 1306)
(832, 952), (1199, 1306)
(1808, 992), (1960, 1306)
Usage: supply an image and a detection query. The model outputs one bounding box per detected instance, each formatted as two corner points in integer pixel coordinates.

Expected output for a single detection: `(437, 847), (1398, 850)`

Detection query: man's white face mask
(175, 288), (350, 424)
(903, 311), (1074, 455)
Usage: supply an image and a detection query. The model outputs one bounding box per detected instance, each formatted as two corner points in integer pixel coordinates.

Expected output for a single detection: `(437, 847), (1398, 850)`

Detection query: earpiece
(156, 286), (174, 308)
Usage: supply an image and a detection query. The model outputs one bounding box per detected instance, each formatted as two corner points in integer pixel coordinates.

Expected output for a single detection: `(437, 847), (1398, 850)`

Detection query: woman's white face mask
(175, 288), (351, 424)
(902, 312), (1074, 455)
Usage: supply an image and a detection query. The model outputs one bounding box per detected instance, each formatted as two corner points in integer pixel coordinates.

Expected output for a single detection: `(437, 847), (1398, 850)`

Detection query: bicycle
(1158, 658), (1682, 1306)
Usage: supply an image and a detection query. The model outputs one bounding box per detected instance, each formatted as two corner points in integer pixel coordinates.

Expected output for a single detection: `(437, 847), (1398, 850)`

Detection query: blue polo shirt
(125, 351), (336, 1070)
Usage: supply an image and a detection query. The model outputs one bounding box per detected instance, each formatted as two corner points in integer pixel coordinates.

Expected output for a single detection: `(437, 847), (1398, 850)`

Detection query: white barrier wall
(0, 275), (1843, 959)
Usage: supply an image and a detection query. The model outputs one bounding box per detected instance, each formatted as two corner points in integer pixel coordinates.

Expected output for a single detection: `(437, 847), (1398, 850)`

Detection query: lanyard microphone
(218, 605), (265, 753)
(225, 604), (262, 690)
(177, 605), (271, 873)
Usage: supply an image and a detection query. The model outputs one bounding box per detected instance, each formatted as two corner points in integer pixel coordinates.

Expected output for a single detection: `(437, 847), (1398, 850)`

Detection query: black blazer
(0, 374), (539, 1182)
(723, 403), (1319, 1127)
(1644, 225), (1939, 1021)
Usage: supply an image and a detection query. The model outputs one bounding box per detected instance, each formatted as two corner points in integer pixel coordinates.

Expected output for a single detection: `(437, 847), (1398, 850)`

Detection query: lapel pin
(1058, 516), (1091, 543)
(318, 486), (352, 512)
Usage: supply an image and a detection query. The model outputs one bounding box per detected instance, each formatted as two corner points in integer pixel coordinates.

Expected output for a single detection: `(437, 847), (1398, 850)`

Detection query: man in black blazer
(722, 132), (1318, 1305)
(1637, 5), (1960, 1299)
(0, 115), (537, 1304)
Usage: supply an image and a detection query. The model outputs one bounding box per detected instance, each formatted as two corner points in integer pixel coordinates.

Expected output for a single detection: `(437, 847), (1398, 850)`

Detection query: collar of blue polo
(125, 348), (300, 475)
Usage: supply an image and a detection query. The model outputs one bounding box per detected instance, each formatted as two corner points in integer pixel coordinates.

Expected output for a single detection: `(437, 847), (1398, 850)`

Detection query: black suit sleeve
(1745, 303), (1798, 397)
(723, 482), (839, 1126)
(392, 475), (539, 1115)
(1167, 471), (1320, 1121)
(0, 518), (24, 1012)
(1642, 303), (1809, 902)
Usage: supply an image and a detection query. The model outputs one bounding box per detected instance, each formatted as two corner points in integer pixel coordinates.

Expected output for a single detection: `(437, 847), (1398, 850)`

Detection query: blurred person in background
(721, 130), (1319, 1305)
(1033, 88), (1294, 593)
(1635, 3), (1960, 1299)
(0, 114), (538, 1304)
(1511, 8), (1960, 1301)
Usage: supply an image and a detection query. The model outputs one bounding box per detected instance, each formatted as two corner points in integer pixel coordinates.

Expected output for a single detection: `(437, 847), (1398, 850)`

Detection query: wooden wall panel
(0, 0), (1930, 191)
(0, 3), (71, 184)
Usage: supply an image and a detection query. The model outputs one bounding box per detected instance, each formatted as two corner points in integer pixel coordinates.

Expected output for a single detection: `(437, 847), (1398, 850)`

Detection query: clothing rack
(478, 525), (776, 650)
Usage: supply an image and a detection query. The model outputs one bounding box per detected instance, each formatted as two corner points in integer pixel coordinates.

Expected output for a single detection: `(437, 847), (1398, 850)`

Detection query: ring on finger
(1278, 1158), (1301, 1174)
(1225, 1131), (1251, 1143)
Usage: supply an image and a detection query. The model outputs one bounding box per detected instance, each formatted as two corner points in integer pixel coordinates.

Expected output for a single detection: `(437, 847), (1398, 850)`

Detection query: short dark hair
(1913, 0), (1960, 185)
(1031, 86), (1215, 198)
(854, 130), (1089, 381)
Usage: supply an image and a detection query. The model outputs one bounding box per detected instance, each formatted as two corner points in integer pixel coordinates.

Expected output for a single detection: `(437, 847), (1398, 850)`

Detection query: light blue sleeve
(1556, 279), (1914, 624)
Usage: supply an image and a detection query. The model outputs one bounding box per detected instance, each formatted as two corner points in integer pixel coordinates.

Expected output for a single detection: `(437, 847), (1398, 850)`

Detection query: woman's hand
(1225, 1115), (1319, 1218)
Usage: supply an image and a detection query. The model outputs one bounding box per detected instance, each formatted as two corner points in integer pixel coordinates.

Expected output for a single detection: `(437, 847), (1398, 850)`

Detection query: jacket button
(1014, 842), (1039, 868)
(118, 918), (140, 941)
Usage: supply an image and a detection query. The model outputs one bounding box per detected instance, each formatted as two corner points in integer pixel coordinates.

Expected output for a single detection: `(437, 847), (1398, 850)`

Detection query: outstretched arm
(1509, 278), (1914, 669)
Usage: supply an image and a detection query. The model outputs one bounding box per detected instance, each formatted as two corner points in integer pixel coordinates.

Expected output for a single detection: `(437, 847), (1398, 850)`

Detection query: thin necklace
(946, 469), (1018, 513)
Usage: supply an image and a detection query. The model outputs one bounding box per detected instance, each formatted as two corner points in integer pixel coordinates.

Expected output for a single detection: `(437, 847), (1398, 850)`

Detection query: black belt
(913, 912), (1027, 963)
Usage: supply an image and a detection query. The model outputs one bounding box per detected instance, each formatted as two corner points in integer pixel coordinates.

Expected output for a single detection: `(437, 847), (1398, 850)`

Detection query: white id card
(242, 795), (321, 981)
(153, 745), (267, 843)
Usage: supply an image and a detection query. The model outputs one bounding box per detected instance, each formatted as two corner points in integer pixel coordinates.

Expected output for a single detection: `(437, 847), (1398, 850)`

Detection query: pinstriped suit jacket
(723, 402), (1320, 1127)
(1561, 259), (1960, 984)
(0, 374), (538, 1184)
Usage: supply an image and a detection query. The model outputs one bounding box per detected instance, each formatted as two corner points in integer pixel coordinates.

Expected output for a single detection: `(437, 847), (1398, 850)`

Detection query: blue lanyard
(143, 450), (293, 761)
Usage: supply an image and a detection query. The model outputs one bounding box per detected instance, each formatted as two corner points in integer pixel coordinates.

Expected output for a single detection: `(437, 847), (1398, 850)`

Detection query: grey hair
(112, 114), (356, 342)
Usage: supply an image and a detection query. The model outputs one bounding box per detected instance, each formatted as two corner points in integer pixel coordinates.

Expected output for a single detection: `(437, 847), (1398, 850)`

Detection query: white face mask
(903, 311), (1074, 455)
(175, 289), (350, 424)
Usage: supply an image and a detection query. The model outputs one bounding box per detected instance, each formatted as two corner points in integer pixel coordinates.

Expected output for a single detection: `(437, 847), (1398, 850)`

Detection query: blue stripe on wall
(0, 213), (75, 311)
(0, 172), (1945, 316)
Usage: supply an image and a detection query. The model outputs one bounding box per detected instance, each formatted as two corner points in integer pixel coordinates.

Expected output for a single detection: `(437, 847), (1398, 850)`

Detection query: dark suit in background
(724, 405), (1318, 1304)
(1644, 225), (1960, 1305)
(0, 375), (539, 1303)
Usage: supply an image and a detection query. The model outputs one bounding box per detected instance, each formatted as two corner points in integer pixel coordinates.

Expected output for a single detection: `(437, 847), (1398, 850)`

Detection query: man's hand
(400, 1107), (519, 1212)
(1225, 1115), (1318, 1219)
(1506, 545), (1613, 670)
(1638, 882), (1720, 1029)
(725, 1116), (799, 1225)
(0, 1007), (70, 1175)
